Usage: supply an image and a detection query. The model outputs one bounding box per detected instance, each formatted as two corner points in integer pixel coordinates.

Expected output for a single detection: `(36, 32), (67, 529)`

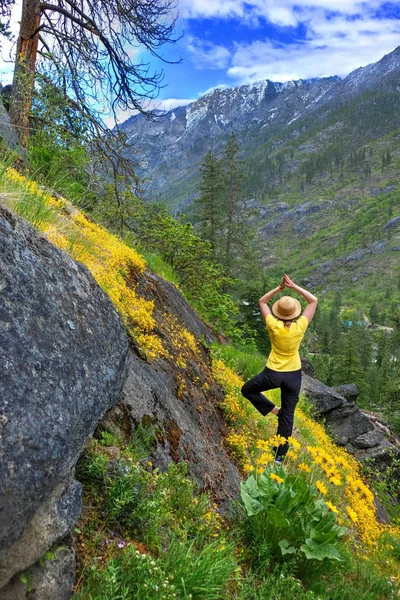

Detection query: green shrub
(240, 464), (346, 570)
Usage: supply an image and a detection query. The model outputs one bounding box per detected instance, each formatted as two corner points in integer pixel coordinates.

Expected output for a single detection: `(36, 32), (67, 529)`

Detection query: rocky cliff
(0, 205), (129, 597)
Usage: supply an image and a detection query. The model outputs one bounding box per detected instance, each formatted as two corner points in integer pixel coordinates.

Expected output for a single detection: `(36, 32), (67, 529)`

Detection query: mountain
(119, 47), (400, 309)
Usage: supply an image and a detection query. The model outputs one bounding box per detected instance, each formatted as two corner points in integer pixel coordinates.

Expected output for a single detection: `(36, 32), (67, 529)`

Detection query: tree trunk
(9, 0), (41, 147)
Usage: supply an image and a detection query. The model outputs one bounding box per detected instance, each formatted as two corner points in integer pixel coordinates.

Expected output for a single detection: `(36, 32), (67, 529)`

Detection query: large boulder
(301, 373), (399, 463)
(301, 374), (373, 445)
(301, 374), (345, 415)
(0, 204), (129, 591)
(117, 349), (241, 509)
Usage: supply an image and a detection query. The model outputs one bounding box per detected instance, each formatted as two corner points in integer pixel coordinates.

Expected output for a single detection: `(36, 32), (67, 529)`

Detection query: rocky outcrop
(301, 373), (400, 462)
(0, 546), (76, 600)
(0, 205), (129, 594)
(98, 269), (241, 511)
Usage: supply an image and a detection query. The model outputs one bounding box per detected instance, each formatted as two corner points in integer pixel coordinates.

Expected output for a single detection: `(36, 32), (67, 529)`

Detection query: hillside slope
(1, 168), (399, 599)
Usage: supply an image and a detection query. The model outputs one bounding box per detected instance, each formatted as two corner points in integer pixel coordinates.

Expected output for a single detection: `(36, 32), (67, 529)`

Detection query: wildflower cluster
(212, 358), (280, 472)
(4, 168), (200, 365)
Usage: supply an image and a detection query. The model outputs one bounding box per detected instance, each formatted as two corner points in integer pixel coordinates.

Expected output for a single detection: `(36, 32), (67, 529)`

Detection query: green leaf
(240, 487), (264, 516)
(279, 539), (297, 555)
(275, 486), (297, 514)
(242, 474), (260, 498)
(257, 473), (273, 497)
(301, 540), (343, 561)
(267, 505), (290, 528)
(300, 532), (344, 561)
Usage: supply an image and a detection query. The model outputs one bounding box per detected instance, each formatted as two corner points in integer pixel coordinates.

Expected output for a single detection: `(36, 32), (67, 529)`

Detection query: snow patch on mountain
(186, 104), (208, 130)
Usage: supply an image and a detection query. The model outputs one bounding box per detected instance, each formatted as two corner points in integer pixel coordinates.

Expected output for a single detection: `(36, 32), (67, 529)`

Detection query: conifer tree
(196, 150), (225, 259)
(221, 132), (247, 269)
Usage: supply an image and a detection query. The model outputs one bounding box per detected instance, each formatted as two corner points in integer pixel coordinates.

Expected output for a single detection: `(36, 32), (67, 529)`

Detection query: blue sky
(1, 0), (400, 125)
(147, 0), (400, 113)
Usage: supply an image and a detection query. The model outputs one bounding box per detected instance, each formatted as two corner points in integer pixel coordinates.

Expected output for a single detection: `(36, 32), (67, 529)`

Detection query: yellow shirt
(265, 314), (308, 372)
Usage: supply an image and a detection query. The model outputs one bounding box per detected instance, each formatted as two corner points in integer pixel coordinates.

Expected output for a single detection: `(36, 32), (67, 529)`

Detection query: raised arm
(259, 278), (285, 321)
(283, 274), (318, 323)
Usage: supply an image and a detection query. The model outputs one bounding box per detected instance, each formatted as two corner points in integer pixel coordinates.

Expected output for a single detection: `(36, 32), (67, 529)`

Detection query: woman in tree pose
(241, 274), (318, 461)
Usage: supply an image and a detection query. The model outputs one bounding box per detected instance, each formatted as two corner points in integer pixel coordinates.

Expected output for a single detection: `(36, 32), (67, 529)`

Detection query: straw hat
(272, 296), (302, 320)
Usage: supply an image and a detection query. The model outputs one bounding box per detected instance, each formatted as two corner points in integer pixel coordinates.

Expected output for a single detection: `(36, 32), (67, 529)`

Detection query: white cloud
(178, 0), (386, 23)
(227, 12), (400, 83)
(103, 97), (194, 128)
(184, 36), (231, 69)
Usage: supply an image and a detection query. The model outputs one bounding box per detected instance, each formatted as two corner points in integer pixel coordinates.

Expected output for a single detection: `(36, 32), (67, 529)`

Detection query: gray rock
(137, 272), (219, 345)
(301, 356), (314, 376)
(370, 240), (387, 254)
(301, 375), (374, 444)
(325, 403), (373, 442)
(333, 383), (359, 403)
(345, 249), (368, 262)
(301, 374), (345, 415)
(370, 187), (381, 197)
(384, 185), (396, 193)
(0, 92), (19, 148)
(352, 429), (385, 449)
(0, 479), (80, 590)
(0, 545), (76, 600)
(292, 201), (321, 216)
(384, 215), (400, 230)
(0, 205), (129, 588)
(391, 246), (400, 251)
(119, 349), (241, 511)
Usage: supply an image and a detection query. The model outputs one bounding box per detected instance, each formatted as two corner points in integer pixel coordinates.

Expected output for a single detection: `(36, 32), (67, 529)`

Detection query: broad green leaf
(240, 487), (264, 516)
(257, 473), (272, 497)
(267, 505), (290, 528)
(242, 475), (260, 498)
(279, 539), (297, 555)
(300, 537), (343, 561)
(275, 486), (297, 513)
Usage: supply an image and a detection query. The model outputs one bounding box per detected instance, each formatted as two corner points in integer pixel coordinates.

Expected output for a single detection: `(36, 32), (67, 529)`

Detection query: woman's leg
(241, 368), (281, 416)
(275, 369), (302, 457)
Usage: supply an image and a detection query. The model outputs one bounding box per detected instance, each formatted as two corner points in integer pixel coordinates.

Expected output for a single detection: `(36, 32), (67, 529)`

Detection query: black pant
(241, 367), (302, 457)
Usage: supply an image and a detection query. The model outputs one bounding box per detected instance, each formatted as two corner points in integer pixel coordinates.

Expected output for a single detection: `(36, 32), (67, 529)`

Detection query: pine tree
(221, 132), (247, 269)
(196, 150), (225, 259)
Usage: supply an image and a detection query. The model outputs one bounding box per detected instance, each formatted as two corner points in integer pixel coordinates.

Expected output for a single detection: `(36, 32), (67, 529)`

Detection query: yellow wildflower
(298, 462), (311, 473)
(316, 480), (328, 495)
(325, 501), (339, 514)
(346, 506), (359, 523)
(243, 464), (254, 473)
(270, 473), (284, 484)
(286, 450), (298, 460)
(329, 476), (342, 486)
(288, 436), (301, 450)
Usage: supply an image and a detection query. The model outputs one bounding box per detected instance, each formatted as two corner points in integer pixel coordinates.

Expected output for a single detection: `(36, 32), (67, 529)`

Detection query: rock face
(0, 546), (76, 600)
(301, 373), (399, 461)
(0, 205), (129, 592)
(98, 270), (241, 511)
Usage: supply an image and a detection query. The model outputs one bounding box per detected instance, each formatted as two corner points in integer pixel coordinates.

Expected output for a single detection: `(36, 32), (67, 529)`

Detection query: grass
(210, 342), (266, 381)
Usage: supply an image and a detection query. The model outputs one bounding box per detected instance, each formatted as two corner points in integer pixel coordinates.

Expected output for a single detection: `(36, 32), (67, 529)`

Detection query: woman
(241, 274), (318, 462)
